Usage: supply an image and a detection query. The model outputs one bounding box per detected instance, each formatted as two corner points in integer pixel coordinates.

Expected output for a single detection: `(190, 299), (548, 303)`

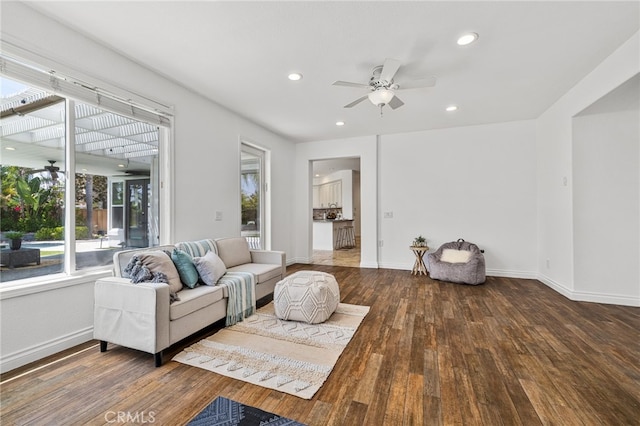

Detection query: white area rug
(172, 301), (370, 399)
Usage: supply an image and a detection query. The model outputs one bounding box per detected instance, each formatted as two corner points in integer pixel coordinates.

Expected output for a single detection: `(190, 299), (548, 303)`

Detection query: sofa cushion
(193, 250), (227, 285)
(215, 237), (252, 268)
(136, 251), (183, 293)
(171, 248), (199, 288)
(175, 239), (217, 258)
(441, 248), (472, 264)
(226, 263), (282, 284)
(170, 285), (224, 320)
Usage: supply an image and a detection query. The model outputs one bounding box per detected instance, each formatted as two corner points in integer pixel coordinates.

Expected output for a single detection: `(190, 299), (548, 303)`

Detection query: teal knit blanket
(217, 271), (256, 326)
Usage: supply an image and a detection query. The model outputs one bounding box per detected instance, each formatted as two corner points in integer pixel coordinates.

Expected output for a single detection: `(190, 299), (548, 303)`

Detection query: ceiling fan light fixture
(368, 89), (394, 106)
(457, 32), (479, 46)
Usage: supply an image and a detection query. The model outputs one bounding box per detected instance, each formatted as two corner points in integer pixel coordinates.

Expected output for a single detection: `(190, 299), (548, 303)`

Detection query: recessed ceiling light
(288, 73), (303, 81)
(315, 174), (320, 177)
(5, 146), (16, 151)
(446, 105), (458, 112)
(336, 121), (345, 126)
(457, 32), (478, 46)
(118, 164), (125, 168)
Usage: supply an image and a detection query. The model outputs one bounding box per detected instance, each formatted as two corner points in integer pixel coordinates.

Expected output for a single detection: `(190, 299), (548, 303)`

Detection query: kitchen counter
(313, 219), (354, 250)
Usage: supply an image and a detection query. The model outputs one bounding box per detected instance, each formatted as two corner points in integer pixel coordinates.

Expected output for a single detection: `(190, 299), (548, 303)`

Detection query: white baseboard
(537, 273), (640, 307)
(286, 256), (311, 265)
(0, 327), (93, 374)
(377, 261), (411, 270)
(486, 269), (538, 279)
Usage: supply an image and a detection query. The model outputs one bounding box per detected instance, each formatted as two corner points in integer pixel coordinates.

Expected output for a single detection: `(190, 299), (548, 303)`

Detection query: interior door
(125, 179), (150, 248)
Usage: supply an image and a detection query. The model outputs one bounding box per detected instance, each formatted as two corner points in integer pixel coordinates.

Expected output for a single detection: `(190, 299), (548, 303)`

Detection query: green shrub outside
(35, 226), (91, 241)
(35, 228), (57, 241)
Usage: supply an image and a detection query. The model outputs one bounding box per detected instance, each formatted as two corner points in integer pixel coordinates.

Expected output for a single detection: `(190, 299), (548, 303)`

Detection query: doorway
(310, 158), (361, 267)
(125, 179), (150, 248)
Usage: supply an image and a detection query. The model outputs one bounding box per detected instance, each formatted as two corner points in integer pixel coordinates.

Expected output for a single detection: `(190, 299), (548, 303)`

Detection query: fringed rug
(173, 302), (370, 399)
(188, 396), (306, 425)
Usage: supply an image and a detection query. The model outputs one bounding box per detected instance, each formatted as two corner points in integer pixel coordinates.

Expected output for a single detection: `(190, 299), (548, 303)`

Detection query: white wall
(378, 121), (538, 276)
(536, 31), (639, 306)
(573, 108), (639, 302)
(295, 121), (538, 276)
(0, 3), (296, 372)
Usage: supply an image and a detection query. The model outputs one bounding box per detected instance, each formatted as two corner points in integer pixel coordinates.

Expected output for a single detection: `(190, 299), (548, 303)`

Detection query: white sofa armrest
(94, 277), (171, 357)
(250, 249), (286, 277)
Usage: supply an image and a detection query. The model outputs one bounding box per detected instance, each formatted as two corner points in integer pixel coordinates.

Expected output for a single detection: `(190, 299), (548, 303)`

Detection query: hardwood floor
(312, 237), (361, 267)
(2, 265), (639, 425)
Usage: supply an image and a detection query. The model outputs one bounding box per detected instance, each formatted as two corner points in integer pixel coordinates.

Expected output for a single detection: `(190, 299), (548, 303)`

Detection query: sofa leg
(154, 352), (163, 367)
(100, 341), (108, 352)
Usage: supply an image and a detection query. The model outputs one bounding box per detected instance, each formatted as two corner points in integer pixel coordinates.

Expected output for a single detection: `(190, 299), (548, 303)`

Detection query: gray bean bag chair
(427, 239), (486, 285)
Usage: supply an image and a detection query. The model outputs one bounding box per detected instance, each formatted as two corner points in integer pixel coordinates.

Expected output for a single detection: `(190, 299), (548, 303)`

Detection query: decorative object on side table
(5, 231), (24, 250)
(412, 235), (427, 247)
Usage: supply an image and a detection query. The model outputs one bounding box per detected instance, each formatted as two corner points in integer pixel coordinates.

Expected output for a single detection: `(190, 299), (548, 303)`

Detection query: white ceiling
(25, 1), (640, 143)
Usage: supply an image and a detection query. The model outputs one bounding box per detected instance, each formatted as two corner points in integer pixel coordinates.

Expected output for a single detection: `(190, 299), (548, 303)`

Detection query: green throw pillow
(171, 248), (199, 288)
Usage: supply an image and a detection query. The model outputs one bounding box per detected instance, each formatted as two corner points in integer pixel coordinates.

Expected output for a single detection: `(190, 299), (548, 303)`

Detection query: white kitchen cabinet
(312, 185), (320, 208)
(314, 180), (342, 208)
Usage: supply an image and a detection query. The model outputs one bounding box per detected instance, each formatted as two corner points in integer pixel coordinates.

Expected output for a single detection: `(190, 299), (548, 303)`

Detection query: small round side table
(410, 246), (430, 276)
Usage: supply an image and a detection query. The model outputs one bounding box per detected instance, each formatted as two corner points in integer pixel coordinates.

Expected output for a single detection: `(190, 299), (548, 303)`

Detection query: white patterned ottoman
(274, 271), (341, 324)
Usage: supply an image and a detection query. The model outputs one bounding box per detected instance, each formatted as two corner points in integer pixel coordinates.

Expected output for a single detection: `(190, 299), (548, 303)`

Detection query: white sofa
(94, 237), (285, 366)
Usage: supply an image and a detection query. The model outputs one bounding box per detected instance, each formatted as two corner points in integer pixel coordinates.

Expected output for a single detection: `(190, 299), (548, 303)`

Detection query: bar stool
(336, 225), (355, 249)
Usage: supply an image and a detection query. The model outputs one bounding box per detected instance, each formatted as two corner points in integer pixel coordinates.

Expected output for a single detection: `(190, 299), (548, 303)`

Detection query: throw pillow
(123, 254), (180, 303)
(175, 239), (216, 258)
(441, 248), (472, 264)
(171, 248), (199, 288)
(193, 250), (227, 286)
(137, 251), (183, 294)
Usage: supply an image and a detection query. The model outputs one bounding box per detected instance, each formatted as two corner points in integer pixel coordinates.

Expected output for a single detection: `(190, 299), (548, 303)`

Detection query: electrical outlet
(215, 211), (223, 221)
(378, 240), (384, 247)
(383, 212), (393, 219)
(546, 259), (550, 269)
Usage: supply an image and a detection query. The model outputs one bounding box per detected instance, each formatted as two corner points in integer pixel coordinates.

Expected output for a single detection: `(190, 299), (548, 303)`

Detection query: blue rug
(188, 396), (307, 426)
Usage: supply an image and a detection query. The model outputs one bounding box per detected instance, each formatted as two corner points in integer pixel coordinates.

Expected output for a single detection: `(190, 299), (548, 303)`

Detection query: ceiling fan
(31, 160), (61, 180)
(333, 58), (436, 115)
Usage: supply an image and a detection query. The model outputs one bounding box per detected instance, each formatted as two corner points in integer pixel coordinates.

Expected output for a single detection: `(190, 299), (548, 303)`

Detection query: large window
(1, 74), (167, 283)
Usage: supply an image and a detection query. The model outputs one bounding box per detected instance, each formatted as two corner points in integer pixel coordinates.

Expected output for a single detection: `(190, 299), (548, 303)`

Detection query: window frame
(0, 57), (174, 293)
(240, 140), (271, 250)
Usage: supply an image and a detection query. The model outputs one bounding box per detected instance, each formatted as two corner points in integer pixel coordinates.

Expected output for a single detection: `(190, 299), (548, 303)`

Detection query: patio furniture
(0, 248), (41, 269)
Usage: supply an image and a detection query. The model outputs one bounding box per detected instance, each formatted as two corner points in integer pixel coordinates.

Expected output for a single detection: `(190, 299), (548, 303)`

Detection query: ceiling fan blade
(333, 81), (370, 89)
(388, 95), (405, 110)
(380, 58), (402, 82)
(396, 76), (437, 90)
(344, 96), (369, 108)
